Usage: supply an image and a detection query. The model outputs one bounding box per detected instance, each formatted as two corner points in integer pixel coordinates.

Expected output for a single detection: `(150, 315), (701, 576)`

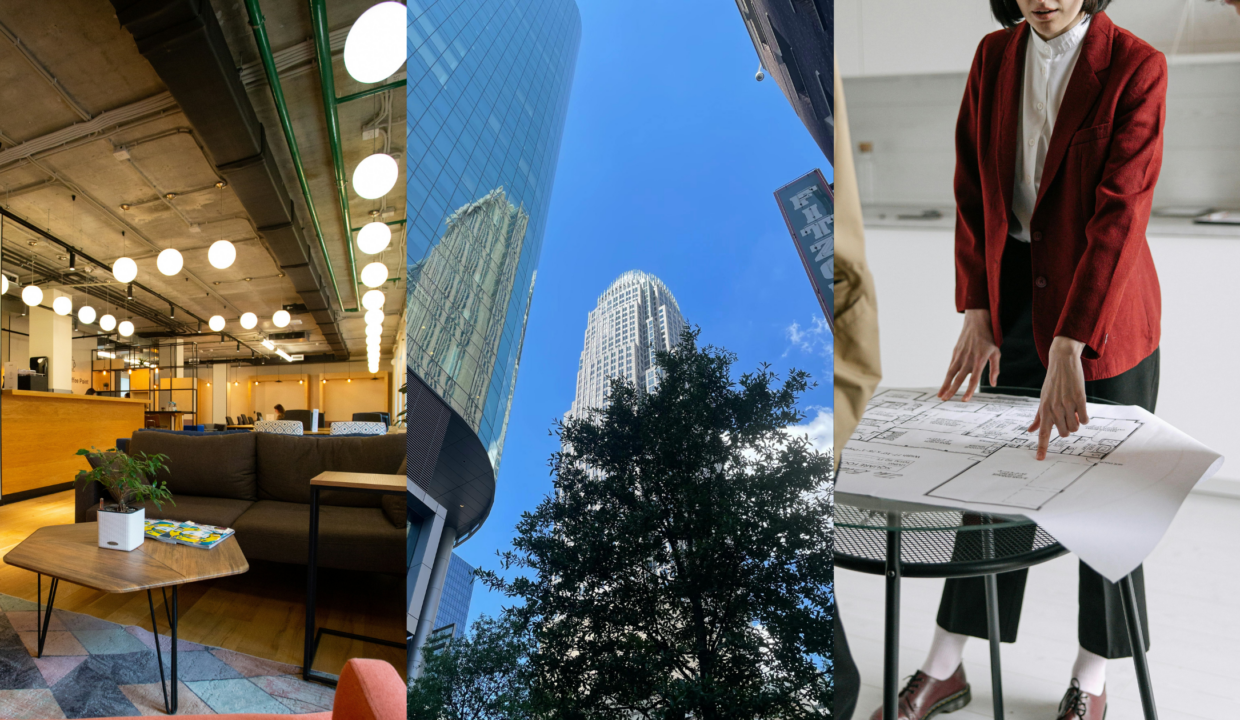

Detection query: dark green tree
(408, 612), (539, 720)
(482, 328), (834, 719)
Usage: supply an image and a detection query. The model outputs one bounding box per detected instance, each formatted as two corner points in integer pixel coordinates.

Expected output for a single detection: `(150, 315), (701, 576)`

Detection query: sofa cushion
(129, 431), (258, 501)
(255, 433), (405, 508)
(232, 501), (404, 575)
(81, 494), (253, 529)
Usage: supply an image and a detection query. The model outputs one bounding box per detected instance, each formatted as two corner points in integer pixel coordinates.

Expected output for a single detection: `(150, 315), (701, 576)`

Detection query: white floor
(837, 492), (1240, 719)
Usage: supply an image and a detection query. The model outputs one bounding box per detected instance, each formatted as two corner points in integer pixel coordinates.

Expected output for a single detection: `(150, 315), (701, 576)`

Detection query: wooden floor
(838, 491), (1240, 720)
(0, 491), (406, 680)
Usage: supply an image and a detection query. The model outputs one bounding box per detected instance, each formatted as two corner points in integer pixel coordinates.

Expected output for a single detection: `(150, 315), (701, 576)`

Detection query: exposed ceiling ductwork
(109, 0), (350, 360)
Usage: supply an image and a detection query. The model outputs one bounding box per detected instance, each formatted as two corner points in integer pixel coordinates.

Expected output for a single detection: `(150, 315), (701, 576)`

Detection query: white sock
(921, 625), (969, 680)
(1071, 646), (1107, 696)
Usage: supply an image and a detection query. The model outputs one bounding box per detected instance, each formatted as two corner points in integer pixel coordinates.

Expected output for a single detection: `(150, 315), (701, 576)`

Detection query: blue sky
(454, 0), (833, 625)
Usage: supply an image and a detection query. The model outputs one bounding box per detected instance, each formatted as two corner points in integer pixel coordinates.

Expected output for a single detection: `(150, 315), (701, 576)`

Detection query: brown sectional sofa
(76, 430), (406, 575)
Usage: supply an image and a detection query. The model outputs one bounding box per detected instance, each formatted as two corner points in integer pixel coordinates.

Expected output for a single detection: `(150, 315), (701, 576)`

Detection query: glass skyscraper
(406, 0), (580, 466)
(404, 0), (580, 674)
(435, 553), (477, 637)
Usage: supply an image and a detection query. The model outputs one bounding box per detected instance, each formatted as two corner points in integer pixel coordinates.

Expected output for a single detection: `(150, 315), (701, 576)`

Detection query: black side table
(304, 471), (407, 686)
(835, 387), (1159, 720)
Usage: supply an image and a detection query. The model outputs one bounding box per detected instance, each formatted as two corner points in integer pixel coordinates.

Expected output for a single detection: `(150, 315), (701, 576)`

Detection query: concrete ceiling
(0, 0), (405, 364)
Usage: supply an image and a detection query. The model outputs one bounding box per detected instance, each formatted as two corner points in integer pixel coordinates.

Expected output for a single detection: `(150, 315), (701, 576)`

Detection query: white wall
(837, 0), (1240, 78)
(865, 227), (1240, 485)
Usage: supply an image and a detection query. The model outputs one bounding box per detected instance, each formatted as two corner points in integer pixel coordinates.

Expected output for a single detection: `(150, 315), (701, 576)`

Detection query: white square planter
(98, 506), (145, 552)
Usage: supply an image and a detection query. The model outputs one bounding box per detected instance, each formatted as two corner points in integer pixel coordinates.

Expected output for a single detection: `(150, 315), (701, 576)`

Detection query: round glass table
(834, 387), (1159, 720)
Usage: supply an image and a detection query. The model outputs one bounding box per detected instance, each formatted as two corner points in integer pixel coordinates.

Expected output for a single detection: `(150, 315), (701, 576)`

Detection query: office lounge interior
(0, 0), (409, 716)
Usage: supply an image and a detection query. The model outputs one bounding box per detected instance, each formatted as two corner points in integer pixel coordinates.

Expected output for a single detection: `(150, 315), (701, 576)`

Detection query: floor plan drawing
(852, 389), (1141, 462)
(844, 389), (1143, 510)
(836, 387), (1224, 583)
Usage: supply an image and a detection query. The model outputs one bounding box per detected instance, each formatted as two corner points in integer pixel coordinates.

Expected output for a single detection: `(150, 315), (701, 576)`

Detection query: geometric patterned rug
(0, 594), (335, 717)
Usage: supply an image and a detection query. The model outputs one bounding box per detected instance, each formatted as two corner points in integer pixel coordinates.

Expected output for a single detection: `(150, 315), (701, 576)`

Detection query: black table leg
(304, 484), (320, 681)
(36, 574), (59, 659)
(983, 521), (1004, 720)
(147, 586), (179, 714)
(1120, 573), (1157, 720)
(883, 516), (902, 720)
(984, 573), (1004, 720)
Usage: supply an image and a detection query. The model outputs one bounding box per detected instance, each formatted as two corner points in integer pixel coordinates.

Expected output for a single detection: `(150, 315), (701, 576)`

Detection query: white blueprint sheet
(837, 388), (1225, 582)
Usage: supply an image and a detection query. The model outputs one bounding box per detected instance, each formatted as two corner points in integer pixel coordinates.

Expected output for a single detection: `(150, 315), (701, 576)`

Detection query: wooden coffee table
(3, 523), (248, 714)
(304, 471), (405, 685)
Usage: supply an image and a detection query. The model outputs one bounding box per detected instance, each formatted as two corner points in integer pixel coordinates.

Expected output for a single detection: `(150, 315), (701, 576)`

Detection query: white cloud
(784, 408), (833, 455)
(782, 316), (833, 362)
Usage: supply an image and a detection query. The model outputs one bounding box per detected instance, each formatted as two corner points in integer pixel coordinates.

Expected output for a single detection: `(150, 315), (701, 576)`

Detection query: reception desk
(0, 390), (147, 502)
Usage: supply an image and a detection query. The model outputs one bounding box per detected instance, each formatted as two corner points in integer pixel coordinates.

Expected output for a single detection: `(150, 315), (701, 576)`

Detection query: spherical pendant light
(272, 309), (291, 328)
(78, 305), (97, 324)
(208, 315), (226, 332)
(208, 240), (236, 269)
(361, 289), (385, 310)
(52, 296), (73, 316)
(112, 256), (138, 283)
(356, 221), (392, 255)
(22, 284), (43, 307)
(365, 323), (382, 338)
(240, 312), (257, 330)
(364, 308), (384, 326)
(1, 274), (7, 295)
(156, 248), (184, 276)
(360, 261), (389, 288)
(118, 320), (134, 337)
(100, 314), (117, 332)
(343, 2), (407, 84)
(351, 153), (398, 200)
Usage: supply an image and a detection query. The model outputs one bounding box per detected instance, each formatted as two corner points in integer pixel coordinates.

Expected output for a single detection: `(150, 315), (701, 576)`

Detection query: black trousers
(834, 611), (860, 720)
(936, 237), (1159, 658)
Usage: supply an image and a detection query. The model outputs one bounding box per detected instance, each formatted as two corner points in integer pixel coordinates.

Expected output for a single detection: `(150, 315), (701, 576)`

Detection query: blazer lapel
(1034, 12), (1113, 211)
(996, 23), (1028, 232)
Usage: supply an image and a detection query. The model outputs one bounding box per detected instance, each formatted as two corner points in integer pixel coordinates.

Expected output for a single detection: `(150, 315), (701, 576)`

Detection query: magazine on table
(143, 519), (235, 550)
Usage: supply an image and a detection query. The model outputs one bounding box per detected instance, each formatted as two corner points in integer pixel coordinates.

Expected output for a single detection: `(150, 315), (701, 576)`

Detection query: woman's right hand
(938, 309), (1001, 402)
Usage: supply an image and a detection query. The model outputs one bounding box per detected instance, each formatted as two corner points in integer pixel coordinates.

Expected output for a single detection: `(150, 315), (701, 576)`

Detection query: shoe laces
(1059, 678), (1088, 718)
(899, 671), (928, 698)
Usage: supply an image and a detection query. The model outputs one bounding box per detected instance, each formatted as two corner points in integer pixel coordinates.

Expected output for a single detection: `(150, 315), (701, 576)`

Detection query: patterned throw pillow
(329, 422), (386, 436)
(253, 420), (305, 435)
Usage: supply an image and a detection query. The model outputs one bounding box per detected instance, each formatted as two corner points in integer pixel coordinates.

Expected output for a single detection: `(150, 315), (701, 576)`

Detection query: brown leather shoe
(1057, 679), (1106, 719)
(867, 664), (971, 720)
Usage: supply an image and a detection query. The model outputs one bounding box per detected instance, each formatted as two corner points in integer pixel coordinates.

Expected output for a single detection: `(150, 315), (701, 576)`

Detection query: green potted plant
(75, 447), (174, 552)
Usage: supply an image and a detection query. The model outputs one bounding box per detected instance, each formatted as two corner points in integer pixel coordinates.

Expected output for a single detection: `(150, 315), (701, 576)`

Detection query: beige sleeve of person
(832, 56), (883, 469)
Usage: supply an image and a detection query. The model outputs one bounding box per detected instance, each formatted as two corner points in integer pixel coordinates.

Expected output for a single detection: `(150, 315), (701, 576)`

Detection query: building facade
(568, 270), (687, 419)
(734, 0), (834, 164)
(405, 0), (581, 675)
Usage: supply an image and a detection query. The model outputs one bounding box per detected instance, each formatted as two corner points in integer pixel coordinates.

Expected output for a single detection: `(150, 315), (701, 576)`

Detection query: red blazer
(953, 12), (1165, 381)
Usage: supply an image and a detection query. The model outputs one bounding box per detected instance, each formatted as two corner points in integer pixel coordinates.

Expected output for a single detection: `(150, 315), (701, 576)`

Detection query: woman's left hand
(1028, 336), (1089, 460)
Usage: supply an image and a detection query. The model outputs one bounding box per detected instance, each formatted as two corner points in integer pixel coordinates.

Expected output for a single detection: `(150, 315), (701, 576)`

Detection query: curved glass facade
(405, 0), (581, 472)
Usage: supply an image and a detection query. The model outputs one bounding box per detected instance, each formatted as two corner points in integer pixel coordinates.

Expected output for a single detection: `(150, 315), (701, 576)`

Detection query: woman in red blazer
(870, 2), (1167, 720)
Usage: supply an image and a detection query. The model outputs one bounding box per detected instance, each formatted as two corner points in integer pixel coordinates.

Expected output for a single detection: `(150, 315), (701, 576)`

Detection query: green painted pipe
(351, 218), (407, 232)
(243, 0), (355, 312)
(309, 0), (361, 312)
(338, 79), (406, 105)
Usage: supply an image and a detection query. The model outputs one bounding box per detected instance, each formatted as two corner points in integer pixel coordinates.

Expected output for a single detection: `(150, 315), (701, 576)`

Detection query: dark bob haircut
(989, 0), (1112, 28)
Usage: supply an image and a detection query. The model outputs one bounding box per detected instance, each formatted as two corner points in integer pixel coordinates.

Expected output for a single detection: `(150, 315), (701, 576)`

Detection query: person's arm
(1028, 51), (1166, 459)
(1054, 51), (1166, 357)
(941, 41), (1000, 402)
(954, 40), (990, 318)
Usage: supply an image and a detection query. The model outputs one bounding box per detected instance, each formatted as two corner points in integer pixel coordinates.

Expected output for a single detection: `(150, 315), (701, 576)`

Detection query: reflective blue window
(407, 0), (580, 476)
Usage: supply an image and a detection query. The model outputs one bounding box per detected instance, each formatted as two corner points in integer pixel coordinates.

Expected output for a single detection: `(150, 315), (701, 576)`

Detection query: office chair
(226, 416), (235, 426)
(352, 412), (390, 428)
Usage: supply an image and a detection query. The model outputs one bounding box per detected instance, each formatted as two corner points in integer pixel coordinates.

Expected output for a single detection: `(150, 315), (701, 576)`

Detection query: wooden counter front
(1, 390), (147, 499)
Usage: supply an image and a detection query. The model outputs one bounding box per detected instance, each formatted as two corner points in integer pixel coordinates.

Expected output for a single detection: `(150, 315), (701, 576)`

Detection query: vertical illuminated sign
(775, 169), (834, 332)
